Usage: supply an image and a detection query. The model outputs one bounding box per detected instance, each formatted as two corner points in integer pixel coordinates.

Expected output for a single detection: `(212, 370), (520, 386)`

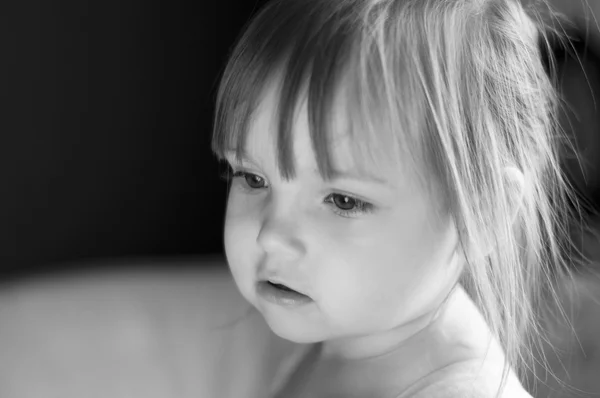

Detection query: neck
(315, 286), (491, 388)
(320, 306), (445, 362)
(282, 287), (499, 398)
(320, 287), (461, 363)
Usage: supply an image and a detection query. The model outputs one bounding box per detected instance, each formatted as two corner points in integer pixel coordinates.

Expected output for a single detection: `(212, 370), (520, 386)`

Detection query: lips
(256, 280), (313, 306)
(268, 281), (299, 293)
(260, 276), (310, 297)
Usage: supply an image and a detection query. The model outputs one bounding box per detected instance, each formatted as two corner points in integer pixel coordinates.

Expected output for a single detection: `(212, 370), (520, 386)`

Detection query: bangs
(211, 0), (424, 182)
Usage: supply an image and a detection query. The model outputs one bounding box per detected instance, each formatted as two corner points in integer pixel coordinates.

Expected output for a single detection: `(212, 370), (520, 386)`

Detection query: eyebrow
(223, 150), (390, 186)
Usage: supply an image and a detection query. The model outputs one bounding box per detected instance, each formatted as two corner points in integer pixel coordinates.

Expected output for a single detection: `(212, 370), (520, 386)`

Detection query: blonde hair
(211, 0), (590, 396)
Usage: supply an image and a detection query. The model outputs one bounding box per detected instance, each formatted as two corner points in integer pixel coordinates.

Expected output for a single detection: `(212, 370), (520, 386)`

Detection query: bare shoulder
(0, 257), (290, 398)
(396, 359), (533, 398)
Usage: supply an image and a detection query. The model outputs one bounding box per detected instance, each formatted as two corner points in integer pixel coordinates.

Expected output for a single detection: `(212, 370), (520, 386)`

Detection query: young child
(211, 0), (588, 397)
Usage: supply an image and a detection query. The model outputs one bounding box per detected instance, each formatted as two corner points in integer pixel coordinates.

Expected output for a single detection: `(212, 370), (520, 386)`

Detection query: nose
(256, 198), (306, 259)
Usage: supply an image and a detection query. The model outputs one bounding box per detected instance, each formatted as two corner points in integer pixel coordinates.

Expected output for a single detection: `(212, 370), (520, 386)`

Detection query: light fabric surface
(0, 256), (598, 398)
(0, 258), (298, 398)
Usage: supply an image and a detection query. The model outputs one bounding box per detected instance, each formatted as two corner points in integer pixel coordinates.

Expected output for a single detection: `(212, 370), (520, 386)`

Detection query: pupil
(245, 174), (263, 188)
(334, 195), (355, 210)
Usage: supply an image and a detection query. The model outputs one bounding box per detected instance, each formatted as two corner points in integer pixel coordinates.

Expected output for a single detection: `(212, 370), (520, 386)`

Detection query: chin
(259, 309), (324, 344)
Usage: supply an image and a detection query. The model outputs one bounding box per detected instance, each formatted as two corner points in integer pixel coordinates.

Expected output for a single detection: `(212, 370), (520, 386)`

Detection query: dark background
(2, 1), (271, 279)
(2, 0), (600, 281)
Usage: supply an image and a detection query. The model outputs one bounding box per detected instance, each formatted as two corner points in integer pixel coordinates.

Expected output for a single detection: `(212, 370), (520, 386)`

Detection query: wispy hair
(211, 0), (594, 396)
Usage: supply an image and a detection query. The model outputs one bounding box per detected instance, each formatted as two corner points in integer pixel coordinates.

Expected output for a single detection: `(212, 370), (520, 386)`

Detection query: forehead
(243, 79), (405, 184)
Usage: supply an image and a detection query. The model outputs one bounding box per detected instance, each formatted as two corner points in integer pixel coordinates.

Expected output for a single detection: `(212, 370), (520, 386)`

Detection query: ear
(503, 166), (525, 225)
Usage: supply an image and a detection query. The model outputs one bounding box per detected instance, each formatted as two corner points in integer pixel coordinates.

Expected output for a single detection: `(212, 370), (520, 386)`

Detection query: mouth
(264, 279), (310, 297)
(256, 279), (313, 306)
(267, 281), (297, 293)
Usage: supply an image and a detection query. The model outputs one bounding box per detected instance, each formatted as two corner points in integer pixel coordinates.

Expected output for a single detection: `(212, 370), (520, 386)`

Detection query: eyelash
(219, 170), (374, 218)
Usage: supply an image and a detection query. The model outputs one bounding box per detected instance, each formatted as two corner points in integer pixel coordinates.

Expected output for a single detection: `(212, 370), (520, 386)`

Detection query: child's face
(223, 82), (464, 356)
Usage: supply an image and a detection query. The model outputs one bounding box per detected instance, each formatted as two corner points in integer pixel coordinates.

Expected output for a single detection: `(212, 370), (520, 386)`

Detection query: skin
(221, 80), (512, 395)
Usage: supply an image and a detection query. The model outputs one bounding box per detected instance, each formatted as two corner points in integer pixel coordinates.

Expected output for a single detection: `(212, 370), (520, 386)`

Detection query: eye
(219, 167), (374, 218)
(324, 193), (374, 218)
(236, 171), (267, 189)
(220, 169), (268, 190)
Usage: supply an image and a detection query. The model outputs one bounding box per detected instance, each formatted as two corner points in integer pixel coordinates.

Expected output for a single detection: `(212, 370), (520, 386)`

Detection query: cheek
(314, 257), (413, 333)
(313, 215), (457, 321)
(224, 197), (242, 256)
(223, 195), (260, 297)
(224, 190), (258, 249)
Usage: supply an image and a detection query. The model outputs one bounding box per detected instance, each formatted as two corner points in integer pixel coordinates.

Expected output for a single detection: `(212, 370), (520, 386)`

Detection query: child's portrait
(1, 0), (600, 397)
